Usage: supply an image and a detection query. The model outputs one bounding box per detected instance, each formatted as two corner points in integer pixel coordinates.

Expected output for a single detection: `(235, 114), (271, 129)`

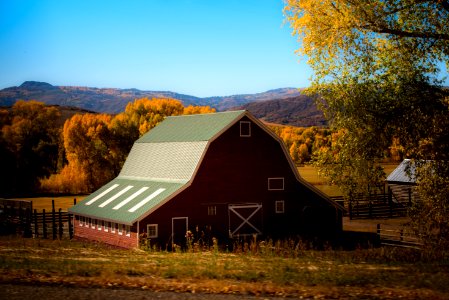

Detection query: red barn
(69, 111), (343, 248)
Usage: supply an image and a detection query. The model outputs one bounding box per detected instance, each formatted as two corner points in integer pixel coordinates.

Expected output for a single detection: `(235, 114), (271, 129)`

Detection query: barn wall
(139, 116), (341, 247)
(73, 216), (138, 249)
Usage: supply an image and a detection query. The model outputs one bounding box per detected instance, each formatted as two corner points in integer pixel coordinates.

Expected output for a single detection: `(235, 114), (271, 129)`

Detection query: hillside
(235, 95), (327, 127)
(0, 81), (302, 114)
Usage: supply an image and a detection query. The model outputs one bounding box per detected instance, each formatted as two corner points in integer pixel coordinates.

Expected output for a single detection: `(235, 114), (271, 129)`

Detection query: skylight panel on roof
(85, 184), (119, 206)
(113, 186), (149, 210)
(128, 188), (166, 213)
(98, 185), (133, 208)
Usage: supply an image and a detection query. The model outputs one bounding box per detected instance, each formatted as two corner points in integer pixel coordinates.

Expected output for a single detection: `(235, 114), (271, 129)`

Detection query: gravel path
(0, 284), (291, 300)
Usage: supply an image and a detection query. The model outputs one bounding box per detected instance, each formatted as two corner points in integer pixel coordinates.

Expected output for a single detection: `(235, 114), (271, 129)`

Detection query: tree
(285, 0), (449, 254)
(1, 101), (61, 195)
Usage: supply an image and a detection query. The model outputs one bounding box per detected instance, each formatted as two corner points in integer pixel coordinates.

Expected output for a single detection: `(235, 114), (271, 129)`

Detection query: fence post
(58, 208), (63, 239)
(68, 213), (73, 239)
(34, 209), (38, 238)
(52, 200), (56, 240)
(42, 209), (47, 239)
(23, 207), (32, 238)
(74, 198), (77, 205)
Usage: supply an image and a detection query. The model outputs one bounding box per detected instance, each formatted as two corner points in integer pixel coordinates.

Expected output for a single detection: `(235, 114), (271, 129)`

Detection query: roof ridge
(165, 110), (246, 119)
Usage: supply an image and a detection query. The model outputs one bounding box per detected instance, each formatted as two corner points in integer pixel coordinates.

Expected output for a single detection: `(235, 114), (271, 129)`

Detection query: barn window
(98, 220), (102, 231)
(79, 216), (84, 226)
(111, 222), (116, 233)
(91, 218), (95, 229)
(105, 222), (109, 232)
(208, 206), (217, 216)
(118, 224), (123, 235)
(125, 225), (131, 237)
(275, 201), (285, 214)
(147, 224), (158, 238)
(240, 121), (251, 137)
(268, 177), (284, 190)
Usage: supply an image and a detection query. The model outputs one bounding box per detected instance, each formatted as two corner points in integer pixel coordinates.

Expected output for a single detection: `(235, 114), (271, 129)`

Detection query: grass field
(0, 236), (448, 299)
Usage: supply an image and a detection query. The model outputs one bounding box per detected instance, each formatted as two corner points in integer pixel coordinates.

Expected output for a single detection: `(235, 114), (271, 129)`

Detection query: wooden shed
(69, 110), (344, 249)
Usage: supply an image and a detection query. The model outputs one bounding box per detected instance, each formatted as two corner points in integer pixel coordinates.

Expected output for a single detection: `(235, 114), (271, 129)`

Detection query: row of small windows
(78, 216), (131, 237)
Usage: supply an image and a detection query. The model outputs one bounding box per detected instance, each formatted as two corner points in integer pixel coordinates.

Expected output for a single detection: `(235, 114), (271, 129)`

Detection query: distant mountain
(235, 95), (327, 127)
(0, 81), (302, 114)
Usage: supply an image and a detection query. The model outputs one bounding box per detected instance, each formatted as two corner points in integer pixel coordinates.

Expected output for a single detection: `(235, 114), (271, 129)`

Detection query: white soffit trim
(113, 186), (149, 210)
(98, 185), (134, 208)
(128, 188), (166, 213)
(85, 184), (119, 206)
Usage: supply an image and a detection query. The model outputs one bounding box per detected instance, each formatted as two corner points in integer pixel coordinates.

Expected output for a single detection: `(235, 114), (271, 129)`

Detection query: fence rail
(377, 224), (422, 250)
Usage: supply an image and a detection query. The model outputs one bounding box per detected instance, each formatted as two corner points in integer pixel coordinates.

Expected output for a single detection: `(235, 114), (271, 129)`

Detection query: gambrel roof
(69, 111), (247, 224)
(69, 110), (343, 225)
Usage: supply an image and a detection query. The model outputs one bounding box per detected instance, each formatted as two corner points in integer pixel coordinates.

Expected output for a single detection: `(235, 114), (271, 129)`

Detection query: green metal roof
(68, 178), (185, 224)
(119, 141), (208, 182)
(137, 110), (245, 143)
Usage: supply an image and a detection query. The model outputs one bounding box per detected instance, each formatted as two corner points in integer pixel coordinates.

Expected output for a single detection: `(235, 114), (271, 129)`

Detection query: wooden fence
(376, 224), (422, 250)
(0, 198), (75, 239)
(330, 184), (409, 219)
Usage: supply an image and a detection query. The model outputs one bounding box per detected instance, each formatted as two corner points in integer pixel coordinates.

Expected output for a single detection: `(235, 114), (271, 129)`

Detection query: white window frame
(147, 224), (158, 238)
(275, 200), (285, 214)
(268, 177), (285, 191)
(104, 222), (109, 232)
(118, 224), (123, 235)
(91, 218), (95, 229)
(111, 222), (116, 233)
(98, 220), (102, 231)
(208, 205), (217, 216)
(125, 225), (131, 237)
(79, 216), (84, 226)
(240, 121), (251, 137)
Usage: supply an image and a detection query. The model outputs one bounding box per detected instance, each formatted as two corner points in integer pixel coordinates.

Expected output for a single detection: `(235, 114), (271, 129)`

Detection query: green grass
(0, 236), (448, 298)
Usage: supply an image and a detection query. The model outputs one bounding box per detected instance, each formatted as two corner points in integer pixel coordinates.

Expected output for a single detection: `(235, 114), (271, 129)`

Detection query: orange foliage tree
(1, 101), (61, 195)
(41, 98), (215, 193)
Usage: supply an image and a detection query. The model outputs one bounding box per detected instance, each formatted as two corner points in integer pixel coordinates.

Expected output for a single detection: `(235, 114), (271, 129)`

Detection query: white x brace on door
(228, 203), (262, 237)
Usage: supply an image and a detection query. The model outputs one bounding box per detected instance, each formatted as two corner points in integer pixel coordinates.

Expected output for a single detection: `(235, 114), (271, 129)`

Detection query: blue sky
(0, 0), (312, 97)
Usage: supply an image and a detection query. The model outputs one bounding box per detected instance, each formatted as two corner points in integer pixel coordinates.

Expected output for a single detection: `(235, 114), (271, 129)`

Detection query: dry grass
(15, 195), (87, 212)
(1, 236), (448, 298)
(298, 163), (400, 197)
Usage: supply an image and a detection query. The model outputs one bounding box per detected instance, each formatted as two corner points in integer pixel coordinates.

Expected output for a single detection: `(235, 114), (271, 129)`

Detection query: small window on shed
(147, 224), (158, 238)
(240, 121), (251, 137)
(208, 206), (217, 216)
(268, 177), (284, 190)
(275, 201), (285, 214)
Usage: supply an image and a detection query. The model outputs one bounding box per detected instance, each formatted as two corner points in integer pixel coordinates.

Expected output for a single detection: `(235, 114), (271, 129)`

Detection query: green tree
(285, 0), (449, 254)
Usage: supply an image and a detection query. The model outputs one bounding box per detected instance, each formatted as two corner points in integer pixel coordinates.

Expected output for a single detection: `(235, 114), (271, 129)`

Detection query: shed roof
(386, 159), (416, 185)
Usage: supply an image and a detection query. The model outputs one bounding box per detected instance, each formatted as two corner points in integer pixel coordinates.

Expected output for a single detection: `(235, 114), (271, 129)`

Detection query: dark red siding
(139, 116), (342, 248)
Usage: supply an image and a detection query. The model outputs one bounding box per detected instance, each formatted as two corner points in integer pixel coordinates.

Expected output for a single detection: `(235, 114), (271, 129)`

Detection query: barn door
(228, 204), (262, 237)
(172, 217), (188, 248)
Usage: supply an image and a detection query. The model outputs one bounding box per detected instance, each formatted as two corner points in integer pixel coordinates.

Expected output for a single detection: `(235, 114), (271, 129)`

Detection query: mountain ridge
(0, 81), (326, 126)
